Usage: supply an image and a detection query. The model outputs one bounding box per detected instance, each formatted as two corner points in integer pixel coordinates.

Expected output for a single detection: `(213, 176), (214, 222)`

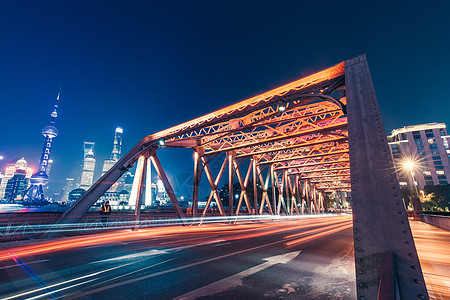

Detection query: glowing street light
(278, 100), (286, 112)
(403, 160), (415, 171)
(401, 157), (420, 196)
(158, 139), (165, 146)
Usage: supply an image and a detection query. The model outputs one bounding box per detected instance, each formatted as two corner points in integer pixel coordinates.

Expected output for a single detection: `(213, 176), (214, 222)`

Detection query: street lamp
(277, 100), (286, 112)
(401, 157), (420, 197)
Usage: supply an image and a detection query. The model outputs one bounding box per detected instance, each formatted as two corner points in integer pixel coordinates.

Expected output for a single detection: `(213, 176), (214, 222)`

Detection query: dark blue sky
(1, 1), (450, 194)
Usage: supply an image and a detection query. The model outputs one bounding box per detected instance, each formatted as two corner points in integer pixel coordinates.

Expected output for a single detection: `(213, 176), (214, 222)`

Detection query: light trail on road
(0, 214), (349, 262)
(0, 213), (341, 237)
(0, 215), (355, 299)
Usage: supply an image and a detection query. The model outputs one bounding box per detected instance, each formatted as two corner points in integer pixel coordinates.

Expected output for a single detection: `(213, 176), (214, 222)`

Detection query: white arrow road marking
(173, 250), (301, 300)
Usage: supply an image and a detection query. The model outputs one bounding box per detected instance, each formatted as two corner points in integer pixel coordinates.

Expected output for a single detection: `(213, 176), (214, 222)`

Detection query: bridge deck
(411, 220), (450, 299)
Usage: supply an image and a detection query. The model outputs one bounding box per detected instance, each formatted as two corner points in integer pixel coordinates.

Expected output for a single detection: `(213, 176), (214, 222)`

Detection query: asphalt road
(0, 215), (355, 299)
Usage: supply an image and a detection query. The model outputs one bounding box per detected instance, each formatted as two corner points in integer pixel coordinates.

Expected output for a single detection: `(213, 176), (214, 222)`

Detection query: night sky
(1, 1), (450, 195)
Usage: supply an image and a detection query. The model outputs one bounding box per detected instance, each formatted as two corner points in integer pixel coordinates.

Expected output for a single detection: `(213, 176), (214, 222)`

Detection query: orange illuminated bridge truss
(53, 56), (430, 300)
(67, 62), (349, 220)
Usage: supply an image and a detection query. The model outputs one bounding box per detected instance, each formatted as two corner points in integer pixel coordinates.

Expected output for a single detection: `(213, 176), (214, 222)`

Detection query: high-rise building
(388, 122), (450, 190)
(5, 169), (29, 202)
(26, 90), (61, 202)
(102, 127), (123, 176)
(46, 159), (54, 177)
(44, 159), (53, 194)
(60, 177), (75, 202)
(0, 158), (33, 200)
(79, 142), (96, 190)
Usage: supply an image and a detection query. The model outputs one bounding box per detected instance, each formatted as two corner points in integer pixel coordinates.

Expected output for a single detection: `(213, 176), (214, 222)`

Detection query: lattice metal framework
(48, 54), (428, 299)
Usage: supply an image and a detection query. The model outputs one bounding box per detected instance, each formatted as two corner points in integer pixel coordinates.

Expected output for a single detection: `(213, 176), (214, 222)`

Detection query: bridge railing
(419, 214), (450, 231)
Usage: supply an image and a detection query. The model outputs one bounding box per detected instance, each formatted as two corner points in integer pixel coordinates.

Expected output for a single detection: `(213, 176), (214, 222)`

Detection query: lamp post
(402, 157), (423, 220)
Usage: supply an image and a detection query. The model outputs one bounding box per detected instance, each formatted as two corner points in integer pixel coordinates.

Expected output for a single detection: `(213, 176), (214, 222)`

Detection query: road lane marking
(214, 242), (231, 247)
(90, 249), (169, 263)
(91, 258), (176, 286)
(0, 259), (50, 270)
(26, 279), (97, 300)
(6, 250), (61, 300)
(170, 240), (225, 251)
(3, 256), (174, 300)
(89, 240), (224, 264)
(174, 250), (301, 300)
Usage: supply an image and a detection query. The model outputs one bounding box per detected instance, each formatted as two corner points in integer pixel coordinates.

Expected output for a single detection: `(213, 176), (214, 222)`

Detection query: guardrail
(420, 214), (450, 231)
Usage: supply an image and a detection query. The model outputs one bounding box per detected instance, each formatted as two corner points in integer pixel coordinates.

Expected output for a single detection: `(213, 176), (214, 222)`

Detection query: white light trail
(0, 213), (341, 237)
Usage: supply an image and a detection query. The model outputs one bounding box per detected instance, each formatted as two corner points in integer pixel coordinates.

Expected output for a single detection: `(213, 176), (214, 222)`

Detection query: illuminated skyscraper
(79, 142), (96, 190)
(5, 169), (28, 202)
(60, 177), (75, 202)
(0, 158), (33, 200)
(25, 90), (61, 201)
(102, 127), (123, 176)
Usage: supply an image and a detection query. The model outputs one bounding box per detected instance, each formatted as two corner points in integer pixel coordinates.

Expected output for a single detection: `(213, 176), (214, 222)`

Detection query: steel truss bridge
(47, 54), (428, 299)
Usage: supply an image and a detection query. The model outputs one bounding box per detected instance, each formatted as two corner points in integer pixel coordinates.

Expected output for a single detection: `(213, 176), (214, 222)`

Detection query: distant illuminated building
(4, 169), (29, 202)
(118, 190), (129, 203)
(0, 158), (33, 200)
(46, 159), (54, 177)
(156, 179), (168, 204)
(101, 192), (120, 206)
(68, 188), (86, 203)
(388, 122), (450, 190)
(26, 90), (61, 202)
(79, 142), (96, 190)
(98, 127), (124, 204)
(44, 159), (53, 193)
(122, 171), (134, 193)
(61, 177), (75, 202)
(102, 127), (123, 176)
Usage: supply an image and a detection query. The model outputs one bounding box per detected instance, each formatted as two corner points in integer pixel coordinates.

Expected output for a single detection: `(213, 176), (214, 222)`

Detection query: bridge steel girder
(41, 54), (427, 299)
(345, 55), (427, 299)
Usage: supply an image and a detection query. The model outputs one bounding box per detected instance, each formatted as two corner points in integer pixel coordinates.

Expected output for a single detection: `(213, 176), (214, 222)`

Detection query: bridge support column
(252, 158), (258, 214)
(145, 157), (152, 206)
(133, 156), (147, 230)
(192, 150), (201, 218)
(129, 156), (145, 208)
(271, 164), (276, 213)
(228, 152), (234, 216)
(346, 54), (428, 299)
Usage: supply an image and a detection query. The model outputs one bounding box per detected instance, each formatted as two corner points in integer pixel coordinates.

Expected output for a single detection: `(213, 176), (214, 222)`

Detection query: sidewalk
(410, 220), (450, 300)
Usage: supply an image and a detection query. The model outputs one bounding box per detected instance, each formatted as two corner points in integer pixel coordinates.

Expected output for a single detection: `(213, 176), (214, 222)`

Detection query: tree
(400, 188), (414, 209)
(422, 185), (450, 211)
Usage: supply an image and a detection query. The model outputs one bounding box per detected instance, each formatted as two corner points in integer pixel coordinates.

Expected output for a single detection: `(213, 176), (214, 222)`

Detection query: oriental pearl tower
(25, 89), (61, 202)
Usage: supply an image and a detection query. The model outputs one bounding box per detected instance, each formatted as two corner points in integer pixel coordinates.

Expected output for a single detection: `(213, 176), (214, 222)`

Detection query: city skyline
(1, 2), (450, 195)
